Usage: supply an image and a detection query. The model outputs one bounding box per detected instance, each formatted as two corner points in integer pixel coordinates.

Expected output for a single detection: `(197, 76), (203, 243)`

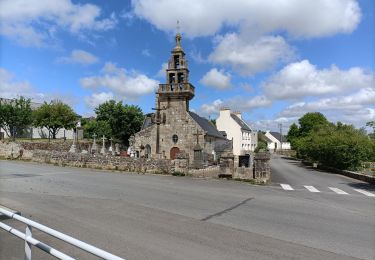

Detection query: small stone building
(131, 33), (227, 164)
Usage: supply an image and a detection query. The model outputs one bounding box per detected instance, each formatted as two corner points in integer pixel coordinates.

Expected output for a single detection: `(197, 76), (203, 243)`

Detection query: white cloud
(0, 67), (77, 105)
(199, 68), (232, 89)
(226, 96), (272, 111)
(0, 68), (33, 99)
(0, 0), (117, 47)
(199, 95), (272, 118)
(280, 88), (375, 117)
(200, 99), (224, 117)
(276, 88), (375, 127)
(263, 60), (375, 100)
(80, 62), (159, 99)
(156, 62), (168, 78)
(84, 92), (114, 109)
(56, 49), (99, 65)
(132, 0), (360, 38)
(190, 50), (206, 64)
(141, 49), (151, 57)
(209, 34), (295, 75)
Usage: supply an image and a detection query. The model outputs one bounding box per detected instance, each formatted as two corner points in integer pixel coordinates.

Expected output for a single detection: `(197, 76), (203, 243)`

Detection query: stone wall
(189, 166), (221, 178)
(32, 150), (172, 174)
(0, 140), (92, 156)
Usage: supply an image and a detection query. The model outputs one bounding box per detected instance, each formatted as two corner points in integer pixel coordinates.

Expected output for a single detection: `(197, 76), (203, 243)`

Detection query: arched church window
(172, 134), (178, 144)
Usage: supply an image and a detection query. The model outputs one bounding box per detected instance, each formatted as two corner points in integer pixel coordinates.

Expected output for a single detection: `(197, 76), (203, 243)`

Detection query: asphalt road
(0, 158), (374, 260)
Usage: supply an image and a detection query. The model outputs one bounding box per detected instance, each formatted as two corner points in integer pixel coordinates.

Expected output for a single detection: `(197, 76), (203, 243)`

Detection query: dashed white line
(353, 189), (375, 197)
(304, 185), (320, 193)
(328, 187), (348, 195)
(280, 184), (294, 191)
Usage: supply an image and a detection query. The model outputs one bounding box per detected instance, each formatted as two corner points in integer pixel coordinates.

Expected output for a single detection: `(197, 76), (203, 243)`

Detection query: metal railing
(0, 207), (124, 260)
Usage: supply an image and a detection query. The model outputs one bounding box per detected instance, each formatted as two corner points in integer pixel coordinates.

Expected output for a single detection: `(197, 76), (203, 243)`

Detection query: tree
(255, 131), (269, 152)
(287, 123), (299, 148)
(366, 121), (375, 140)
(0, 97), (33, 140)
(33, 100), (77, 139)
(94, 100), (144, 145)
(298, 112), (329, 136)
(292, 115), (374, 170)
(83, 119), (112, 139)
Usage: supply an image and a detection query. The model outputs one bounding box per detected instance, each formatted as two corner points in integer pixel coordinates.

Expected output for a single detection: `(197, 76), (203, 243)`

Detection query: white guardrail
(0, 207), (124, 260)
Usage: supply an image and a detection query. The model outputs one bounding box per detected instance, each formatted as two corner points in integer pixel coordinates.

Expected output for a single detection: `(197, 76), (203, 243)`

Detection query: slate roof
(189, 112), (226, 139)
(141, 113), (154, 130)
(269, 131), (287, 142)
(230, 114), (252, 131)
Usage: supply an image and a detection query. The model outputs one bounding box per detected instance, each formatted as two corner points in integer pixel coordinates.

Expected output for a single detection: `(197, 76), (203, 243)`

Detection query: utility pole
(278, 123), (283, 150)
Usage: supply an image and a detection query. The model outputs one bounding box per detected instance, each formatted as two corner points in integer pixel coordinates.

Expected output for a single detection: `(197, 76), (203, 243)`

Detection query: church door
(170, 147), (180, 160)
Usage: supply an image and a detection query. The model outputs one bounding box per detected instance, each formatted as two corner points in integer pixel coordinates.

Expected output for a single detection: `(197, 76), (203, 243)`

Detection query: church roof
(230, 114), (252, 131)
(141, 113), (154, 130)
(188, 112), (226, 139)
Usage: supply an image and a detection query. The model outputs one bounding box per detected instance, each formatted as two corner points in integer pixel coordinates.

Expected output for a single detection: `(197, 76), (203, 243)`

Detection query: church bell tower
(156, 32), (195, 111)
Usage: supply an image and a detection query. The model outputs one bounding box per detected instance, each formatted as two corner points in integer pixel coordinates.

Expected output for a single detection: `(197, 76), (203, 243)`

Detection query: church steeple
(156, 30), (195, 108)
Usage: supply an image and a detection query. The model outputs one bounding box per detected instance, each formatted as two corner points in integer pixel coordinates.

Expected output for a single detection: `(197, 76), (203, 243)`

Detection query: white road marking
(304, 185), (320, 193)
(280, 184), (294, 191)
(353, 189), (375, 197)
(328, 187), (348, 195)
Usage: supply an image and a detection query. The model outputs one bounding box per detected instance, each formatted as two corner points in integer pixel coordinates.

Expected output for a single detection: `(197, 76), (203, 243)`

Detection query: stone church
(130, 33), (228, 165)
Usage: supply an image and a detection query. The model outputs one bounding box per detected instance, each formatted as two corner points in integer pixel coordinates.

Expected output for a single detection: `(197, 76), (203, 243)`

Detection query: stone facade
(132, 33), (226, 165)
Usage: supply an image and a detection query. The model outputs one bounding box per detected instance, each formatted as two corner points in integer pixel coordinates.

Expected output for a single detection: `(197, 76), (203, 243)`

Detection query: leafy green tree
(255, 131), (269, 152)
(94, 100), (144, 145)
(287, 123), (299, 148)
(33, 100), (77, 139)
(294, 119), (374, 170)
(366, 121), (375, 140)
(83, 119), (112, 139)
(298, 112), (329, 136)
(0, 96), (33, 140)
(255, 140), (268, 153)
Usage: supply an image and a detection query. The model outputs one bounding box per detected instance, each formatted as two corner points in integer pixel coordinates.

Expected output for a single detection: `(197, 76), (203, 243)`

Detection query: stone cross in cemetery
(100, 135), (106, 155)
(91, 133), (97, 154)
(115, 143), (120, 155)
(108, 137), (115, 156)
(193, 129), (204, 169)
(69, 130), (77, 153)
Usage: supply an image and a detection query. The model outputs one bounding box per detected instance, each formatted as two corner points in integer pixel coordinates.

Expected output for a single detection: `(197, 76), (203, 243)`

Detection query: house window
(172, 134), (178, 143)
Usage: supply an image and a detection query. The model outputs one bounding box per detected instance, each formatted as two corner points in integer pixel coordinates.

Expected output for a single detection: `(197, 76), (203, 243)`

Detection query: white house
(264, 131), (291, 152)
(216, 108), (258, 156)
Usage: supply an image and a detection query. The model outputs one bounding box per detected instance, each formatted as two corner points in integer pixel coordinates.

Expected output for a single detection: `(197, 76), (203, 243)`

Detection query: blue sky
(1, 0), (374, 132)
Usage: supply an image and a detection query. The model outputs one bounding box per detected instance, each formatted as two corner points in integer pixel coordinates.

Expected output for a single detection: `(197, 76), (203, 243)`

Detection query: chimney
(234, 111), (242, 119)
(219, 107), (231, 118)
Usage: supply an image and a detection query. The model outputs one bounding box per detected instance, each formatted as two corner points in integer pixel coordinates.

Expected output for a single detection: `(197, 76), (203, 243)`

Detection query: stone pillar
(253, 153), (271, 184)
(193, 144), (203, 169)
